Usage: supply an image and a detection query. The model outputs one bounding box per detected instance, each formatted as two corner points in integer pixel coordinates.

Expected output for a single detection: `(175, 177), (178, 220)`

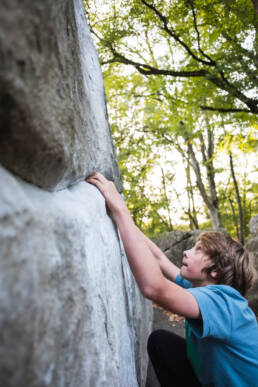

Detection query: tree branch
(200, 105), (253, 113)
(187, 0), (215, 64)
(140, 0), (214, 66)
(104, 48), (258, 113)
(139, 0), (258, 112)
(89, 6), (258, 114)
(102, 52), (208, 77)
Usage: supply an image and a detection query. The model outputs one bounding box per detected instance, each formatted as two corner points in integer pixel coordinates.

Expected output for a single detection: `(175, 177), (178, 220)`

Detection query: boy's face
(180, 241), (215, 287)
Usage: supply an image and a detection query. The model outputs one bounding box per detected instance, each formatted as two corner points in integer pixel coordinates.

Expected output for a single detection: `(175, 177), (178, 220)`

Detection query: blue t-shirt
(176, 274), (258, 386)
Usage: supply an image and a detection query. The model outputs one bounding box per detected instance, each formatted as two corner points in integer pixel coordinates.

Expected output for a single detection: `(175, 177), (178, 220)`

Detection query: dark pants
(147, 329), (201, 387)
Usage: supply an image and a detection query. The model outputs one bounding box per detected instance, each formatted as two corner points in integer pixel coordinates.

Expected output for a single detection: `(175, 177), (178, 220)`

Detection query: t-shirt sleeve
(175, 274), (192, 289)
(187, 286), (233, 341)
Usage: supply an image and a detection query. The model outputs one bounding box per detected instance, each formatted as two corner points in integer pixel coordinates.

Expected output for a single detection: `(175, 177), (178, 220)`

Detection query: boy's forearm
(113, 207), (165, 295)
(113, 209), (200, 318)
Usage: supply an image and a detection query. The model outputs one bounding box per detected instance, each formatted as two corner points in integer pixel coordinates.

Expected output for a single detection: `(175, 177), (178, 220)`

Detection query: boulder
(0, 0), (121, 191)
(246, 215), (258, 314)
(0, 165), (152, 387)
(249, 215), (258, 236)
(153, 230), (202, 267)
(0, 1), (152, 386)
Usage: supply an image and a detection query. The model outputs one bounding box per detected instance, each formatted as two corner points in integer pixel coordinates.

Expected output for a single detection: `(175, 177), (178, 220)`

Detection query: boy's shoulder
(187, 283), (258, 341)
(189, 283), (249, 311)
(190, 283), (257, 327)
(204, 283), (243, 298)
(176, 274), (257, 326)
(176, 274), (245, 300)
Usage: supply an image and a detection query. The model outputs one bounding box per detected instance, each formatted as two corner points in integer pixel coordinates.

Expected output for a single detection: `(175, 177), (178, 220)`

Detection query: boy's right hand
(86, 173), (127, 217)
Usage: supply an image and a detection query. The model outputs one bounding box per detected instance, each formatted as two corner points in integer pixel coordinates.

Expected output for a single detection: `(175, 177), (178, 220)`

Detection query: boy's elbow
(141, 282), (163, 301)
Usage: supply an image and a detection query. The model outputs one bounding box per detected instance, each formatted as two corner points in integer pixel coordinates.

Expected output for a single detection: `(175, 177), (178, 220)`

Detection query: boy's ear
(210, 270), (217, 279)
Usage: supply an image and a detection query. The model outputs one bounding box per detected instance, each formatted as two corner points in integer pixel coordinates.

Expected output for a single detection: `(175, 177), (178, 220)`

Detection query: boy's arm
(135, 227), (180, 282)
(86, 173), (200, 319)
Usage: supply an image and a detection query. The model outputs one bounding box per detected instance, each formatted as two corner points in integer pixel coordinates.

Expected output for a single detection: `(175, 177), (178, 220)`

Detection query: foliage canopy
(85, 0), (258, 239)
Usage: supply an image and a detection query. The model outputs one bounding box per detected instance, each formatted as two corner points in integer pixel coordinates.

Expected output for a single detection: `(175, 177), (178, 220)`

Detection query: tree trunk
(229, 197), (240, 238)
(251, 0), (258, 69)
(229, 152), (245, 244)
(160, 167), (173, 230)
(186, 155), (199, 229)
(162, 130), (222, 229)
(187, 141), (223, 230)
(201, 117), (222, 228)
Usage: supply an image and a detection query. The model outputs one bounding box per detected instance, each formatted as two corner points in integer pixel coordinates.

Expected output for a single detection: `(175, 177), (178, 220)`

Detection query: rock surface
(153, 230), (202, 267)
(0, 0), (121, 191)
(246, 215), (258, 314)
(0, 1), (152, 386)
(0, 165), (152, 387)
(249, 215), (258, 236)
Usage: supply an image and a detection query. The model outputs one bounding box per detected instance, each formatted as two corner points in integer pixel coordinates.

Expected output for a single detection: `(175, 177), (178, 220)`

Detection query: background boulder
(153, 230), (202, 267)
(246, 215), (258, 314)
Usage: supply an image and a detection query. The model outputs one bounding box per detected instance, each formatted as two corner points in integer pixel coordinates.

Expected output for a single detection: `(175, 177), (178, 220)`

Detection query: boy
(86, 173), (258, 387)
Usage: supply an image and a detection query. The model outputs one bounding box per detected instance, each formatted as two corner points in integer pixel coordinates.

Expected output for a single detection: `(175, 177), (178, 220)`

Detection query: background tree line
(85, 0), (258, 242)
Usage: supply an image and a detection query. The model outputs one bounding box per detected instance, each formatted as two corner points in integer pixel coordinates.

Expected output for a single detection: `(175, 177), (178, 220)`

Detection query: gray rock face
(153, 230), (202, 267)
(249, 215), (258, 236)
(0, 0), (121, 191)
(246, 215), (258, 314)
(0, 165), (152, 387)
(0, 1), (152, 386)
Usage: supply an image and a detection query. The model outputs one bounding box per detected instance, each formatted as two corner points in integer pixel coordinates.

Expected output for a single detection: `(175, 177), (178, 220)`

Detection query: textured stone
(153, 230), (202, 267)
(0, 0), (121, 191)
(0, 165), (152, 387)
(246, 215), (258, 314)
(0, 1), (152, 385)
(249, 215), (258, 236)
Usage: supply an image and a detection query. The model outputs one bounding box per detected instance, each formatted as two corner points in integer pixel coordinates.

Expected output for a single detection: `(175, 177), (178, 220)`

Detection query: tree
(229, 151), (244, 243)
(217, 127), (258, 242)
(85, 0), (258, 238)
(185, 154), (199, 230)
(85, 0), (258, 114)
